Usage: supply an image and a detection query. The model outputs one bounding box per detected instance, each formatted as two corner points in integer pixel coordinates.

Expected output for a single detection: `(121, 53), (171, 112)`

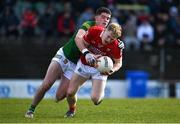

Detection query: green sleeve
(80, 21), (96, 31)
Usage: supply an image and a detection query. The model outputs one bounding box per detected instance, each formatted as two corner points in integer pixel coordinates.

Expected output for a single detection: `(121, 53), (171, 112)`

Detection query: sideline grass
(0, 98), (180, 123)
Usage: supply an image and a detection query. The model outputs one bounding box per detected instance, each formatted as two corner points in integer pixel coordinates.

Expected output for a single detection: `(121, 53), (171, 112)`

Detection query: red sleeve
(112, 41), (122, 59)
(83, 27), (94, 43)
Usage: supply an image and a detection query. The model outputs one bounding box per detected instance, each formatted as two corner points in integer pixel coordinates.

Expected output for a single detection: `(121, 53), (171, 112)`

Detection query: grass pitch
(0, 98), (180, 123)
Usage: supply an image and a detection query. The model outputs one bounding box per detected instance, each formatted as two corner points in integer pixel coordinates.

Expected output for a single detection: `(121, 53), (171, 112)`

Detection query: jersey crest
(106, 48), (111, 52)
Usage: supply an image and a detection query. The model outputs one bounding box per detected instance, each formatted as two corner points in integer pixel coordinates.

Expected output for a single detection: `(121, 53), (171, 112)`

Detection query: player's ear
(94, 15), (99, 21)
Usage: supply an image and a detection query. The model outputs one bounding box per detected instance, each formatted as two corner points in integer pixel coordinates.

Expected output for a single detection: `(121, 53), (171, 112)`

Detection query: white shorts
(52, 48), (76, 80)
(75, 60), (108, 81)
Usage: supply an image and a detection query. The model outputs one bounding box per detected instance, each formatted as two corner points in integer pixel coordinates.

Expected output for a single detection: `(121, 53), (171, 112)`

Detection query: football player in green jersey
(25, 7), (112, 118)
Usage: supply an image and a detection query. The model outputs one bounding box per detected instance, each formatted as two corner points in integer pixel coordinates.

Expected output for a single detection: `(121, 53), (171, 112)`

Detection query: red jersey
(81, 26), (122, 66)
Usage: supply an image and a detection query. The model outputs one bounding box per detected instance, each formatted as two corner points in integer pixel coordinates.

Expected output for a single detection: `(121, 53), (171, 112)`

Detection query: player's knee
(67, 89), (75, 97)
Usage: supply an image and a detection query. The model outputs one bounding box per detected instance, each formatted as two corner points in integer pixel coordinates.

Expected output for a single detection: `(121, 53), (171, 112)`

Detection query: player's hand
(85, 53), (97, 67)
(93, 54), (102, 68)
(118, 39), (125, 50)
(101, 69), (114, 76)
(82, 48), (97, 67)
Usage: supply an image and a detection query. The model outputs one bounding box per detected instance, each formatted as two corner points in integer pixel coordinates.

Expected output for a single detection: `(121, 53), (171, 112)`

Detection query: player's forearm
(112, 63), (121, 72)
(75, 29), (87, 52)
(112, 58), (122, 72)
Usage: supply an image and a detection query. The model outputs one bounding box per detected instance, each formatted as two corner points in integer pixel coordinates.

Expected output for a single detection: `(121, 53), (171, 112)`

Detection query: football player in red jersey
(65, 23), (123, 117)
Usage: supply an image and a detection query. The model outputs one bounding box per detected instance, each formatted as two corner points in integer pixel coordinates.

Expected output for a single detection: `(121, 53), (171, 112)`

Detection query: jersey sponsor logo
(78, 68), (82, 72)
(88, 45), (105, 55)
(63, 59), (68, 64)
(106, 48), (111, 52)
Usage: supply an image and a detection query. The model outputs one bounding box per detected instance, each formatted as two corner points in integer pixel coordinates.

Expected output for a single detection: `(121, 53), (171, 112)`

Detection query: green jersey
(62, 21), (96, 64)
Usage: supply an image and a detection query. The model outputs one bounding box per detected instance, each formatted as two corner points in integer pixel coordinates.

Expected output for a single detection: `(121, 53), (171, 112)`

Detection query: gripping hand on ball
(85, 53), (97, 66)
(82, 48), (97, 67)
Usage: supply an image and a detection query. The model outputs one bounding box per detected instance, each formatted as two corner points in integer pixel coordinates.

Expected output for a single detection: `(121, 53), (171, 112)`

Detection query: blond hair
(107, 23), (122, 38)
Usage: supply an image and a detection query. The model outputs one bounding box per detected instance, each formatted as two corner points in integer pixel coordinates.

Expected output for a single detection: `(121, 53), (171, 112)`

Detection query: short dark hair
(95, 7), (112, 16)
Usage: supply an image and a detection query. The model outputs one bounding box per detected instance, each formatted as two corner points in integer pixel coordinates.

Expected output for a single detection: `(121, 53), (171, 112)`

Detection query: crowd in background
(0, 0), (180, 51)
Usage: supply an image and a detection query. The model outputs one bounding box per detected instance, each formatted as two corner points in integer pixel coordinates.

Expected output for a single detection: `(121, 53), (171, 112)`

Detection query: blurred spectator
(77, 7), (94, 28)
(110, 10), (119, 23)
(20, 8), (38, 37)
(71, 0), (87, 17)
(108, 2), (121, 24)
(63, 2), (72, 13)
(0, 7), (19, 38)
(167, 6), (180, 49)
(85, 0), (103, 10)
(14, 1), (32, 19)
(0, 0), (179, 50)
(106, 0), (115, 11)
(123, 11), (139, 50)
(38, 4), (56, 40)
(173, 16), (180, 48)
(153, 12), (169, 49)
(137, 15), (154, 51)
(57, 11), (75, 38)
(34, 2), (46, 16)
(0, 0), (16, 10)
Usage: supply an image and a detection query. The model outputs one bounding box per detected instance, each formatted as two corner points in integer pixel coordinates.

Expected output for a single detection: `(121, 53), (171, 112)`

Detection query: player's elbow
(114, 61), (122, 72)
(75, 29), (86, 43)
(117, 58), (123, 70)
(119, 61), (122, 69)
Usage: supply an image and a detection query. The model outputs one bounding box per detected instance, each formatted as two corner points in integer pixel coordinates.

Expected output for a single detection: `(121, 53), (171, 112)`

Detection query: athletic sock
(29, 105), (35, 112)
(69, 105), (76, 112)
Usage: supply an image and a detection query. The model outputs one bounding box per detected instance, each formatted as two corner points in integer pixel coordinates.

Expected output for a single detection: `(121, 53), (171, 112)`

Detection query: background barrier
(0, 79), (170, 98)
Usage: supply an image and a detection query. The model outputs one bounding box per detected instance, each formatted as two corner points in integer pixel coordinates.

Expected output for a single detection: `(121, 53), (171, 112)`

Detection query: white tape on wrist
(82, 48), (89, 54)
(82, 48), (90, 56)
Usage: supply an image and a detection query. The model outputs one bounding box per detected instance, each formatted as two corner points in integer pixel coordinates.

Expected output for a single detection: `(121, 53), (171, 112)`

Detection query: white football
(97, 56), (113, 73)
